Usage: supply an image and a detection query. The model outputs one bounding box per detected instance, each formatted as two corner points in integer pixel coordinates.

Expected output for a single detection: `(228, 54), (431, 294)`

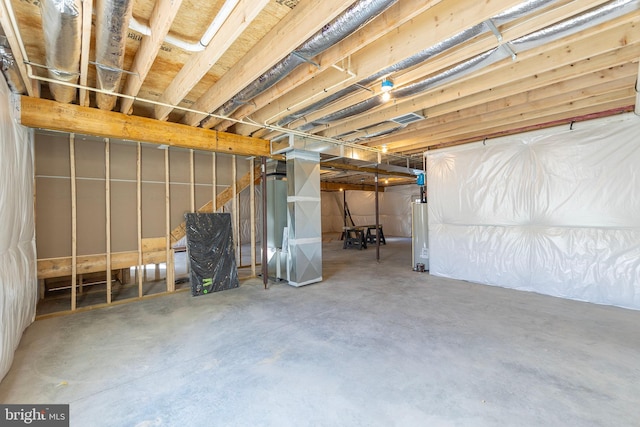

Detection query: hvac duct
(276, 22), (490, 128)
(207, 0), (397, 122)
(95, 0), (134, 110)
(39, 0), (82, 103)
(290, 0), (638, 135)
(0, 36), (26, 94)
(278, 0), (558, 130)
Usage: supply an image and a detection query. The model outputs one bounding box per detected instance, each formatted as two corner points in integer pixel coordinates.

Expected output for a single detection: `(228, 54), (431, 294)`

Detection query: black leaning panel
(184, 213), (239, 296)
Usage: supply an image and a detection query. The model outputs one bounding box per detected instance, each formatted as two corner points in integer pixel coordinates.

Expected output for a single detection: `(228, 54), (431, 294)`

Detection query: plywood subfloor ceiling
(1, 0), (639, 171)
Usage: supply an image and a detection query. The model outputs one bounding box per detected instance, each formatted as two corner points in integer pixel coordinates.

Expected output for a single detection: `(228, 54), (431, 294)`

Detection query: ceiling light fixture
(381, 78), (393, 102)
(381, 144), (388, 153)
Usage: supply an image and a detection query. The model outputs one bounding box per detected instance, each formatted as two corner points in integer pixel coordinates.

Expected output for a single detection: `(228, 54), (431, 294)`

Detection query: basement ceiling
(1, 0), (639, 182)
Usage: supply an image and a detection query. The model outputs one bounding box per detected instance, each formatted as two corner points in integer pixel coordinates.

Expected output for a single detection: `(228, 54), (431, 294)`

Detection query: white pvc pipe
(129, 0), (239, 53)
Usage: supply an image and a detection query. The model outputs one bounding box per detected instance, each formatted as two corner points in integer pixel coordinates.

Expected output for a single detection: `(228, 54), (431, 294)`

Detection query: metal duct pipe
(277, 22), (489, 128)
(95, 0), (134, 110)
(39, 0), (82, 103)
(298, 47), (509, 131)
(208, 0), (397, 121)
(277, 0), (558, 130)
(294, 0), (638, 135)
(0, 36), (26, 94)
(510, 0), (639, 51)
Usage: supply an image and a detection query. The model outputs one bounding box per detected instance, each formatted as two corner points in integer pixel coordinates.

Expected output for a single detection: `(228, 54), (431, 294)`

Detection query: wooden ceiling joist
(19, 96), (270, 157)
(152, 0), (269, 121)
(120, 0), (185, 115)
(181, 0), (374, 128)
(317, 14), (640, 140)
(221, 0), (445, 134)
(321, 181), (383, 192)
(78, 0), (93, 106)
(321, 161), (416, 178)
(374, 67), (638, 149)
(244, 0), (529, 139)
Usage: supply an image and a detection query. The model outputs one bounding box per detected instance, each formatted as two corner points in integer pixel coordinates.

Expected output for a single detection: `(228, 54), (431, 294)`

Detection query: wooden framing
(232, 156), (239, 265)
(250, 158), (256, 276)
(38, 249), (168, 280)
(153, 0), (269, 120)
(168, 164), (261, 244)
(120, 0), (184, 114)
(70, 134), (77, 311)
(321, 181), (383, 192)
(0, 1), (38, 96)
(19, 97), (270, 157)
(105, 139), (112, 303)
(137, 142), (143, 298)
(183, 0), (357, 127)
(212, 153), (217, 212)
(165, 148), (174, 292)
(189, 149), (195, 212)
(78, 0), (93, 106)
(227, 0), (444, 134)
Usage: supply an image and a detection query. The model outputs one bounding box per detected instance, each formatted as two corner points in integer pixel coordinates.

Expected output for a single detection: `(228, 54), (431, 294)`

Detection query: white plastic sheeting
(321, 185), (417, 237)
(427, 113), (640, 309)
(0, 78), (37, 380)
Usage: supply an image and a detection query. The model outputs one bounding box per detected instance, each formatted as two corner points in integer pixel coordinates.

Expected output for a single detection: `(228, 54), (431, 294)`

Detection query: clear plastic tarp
(427, 113), (640, 309)
(0, 79), (37, 380)
(321, 185), (417, 237)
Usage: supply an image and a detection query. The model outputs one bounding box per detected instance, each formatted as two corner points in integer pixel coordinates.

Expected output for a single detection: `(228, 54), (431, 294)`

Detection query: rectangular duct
(285, 150), (322, 286)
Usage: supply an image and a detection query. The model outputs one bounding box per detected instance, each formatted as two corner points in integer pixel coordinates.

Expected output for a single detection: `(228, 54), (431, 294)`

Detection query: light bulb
(381, 92), (391, 102)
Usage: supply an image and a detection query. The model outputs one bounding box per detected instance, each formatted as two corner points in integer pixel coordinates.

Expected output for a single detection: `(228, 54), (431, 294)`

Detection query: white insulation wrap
(0, 78), (37, 380)
(427, 114), (640, 309)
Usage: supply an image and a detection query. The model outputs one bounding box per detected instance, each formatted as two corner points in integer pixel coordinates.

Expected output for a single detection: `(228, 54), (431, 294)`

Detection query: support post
(261, 156), (268, 289)
(232, 155), (239, 265)
(137, 142), (143, 298)
(250, 157), (256, 277)
(375, 168), (380, 263)
(105, 138), (112, 303)
(165, 148), (174, 292)
(212, 152), (217, 212)
(189, 149), (195, 212)
(70, 133), (77, 311)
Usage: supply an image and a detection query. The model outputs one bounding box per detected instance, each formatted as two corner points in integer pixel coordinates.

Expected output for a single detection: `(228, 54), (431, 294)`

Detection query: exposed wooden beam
(0, 1), (38, 96)
(402, 97), (635, 154)
(374, 67), (637, 149)
(317, 15), (640, 140)
(269, 4), (637, 141)
(181, 0), (357, 127)
(37, 250), (168, 280)
(254, 0), (607, 139)
(221, 0), (444, 133)
(19, 96), (270, 157)
(152, 0), (268, 120)
(321, 161), (415, 178)
(120, 0), (185, 114)
(79, 0), (93, 106)
(392, 86), (635, 152)
(321, 181), (383, 192)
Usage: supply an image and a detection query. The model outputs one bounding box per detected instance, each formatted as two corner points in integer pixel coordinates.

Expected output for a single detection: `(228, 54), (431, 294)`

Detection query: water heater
(412, 202), (429, 271)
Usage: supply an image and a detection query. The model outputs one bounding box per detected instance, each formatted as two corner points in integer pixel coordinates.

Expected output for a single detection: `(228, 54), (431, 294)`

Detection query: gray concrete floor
(1, 237), (639, 426)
